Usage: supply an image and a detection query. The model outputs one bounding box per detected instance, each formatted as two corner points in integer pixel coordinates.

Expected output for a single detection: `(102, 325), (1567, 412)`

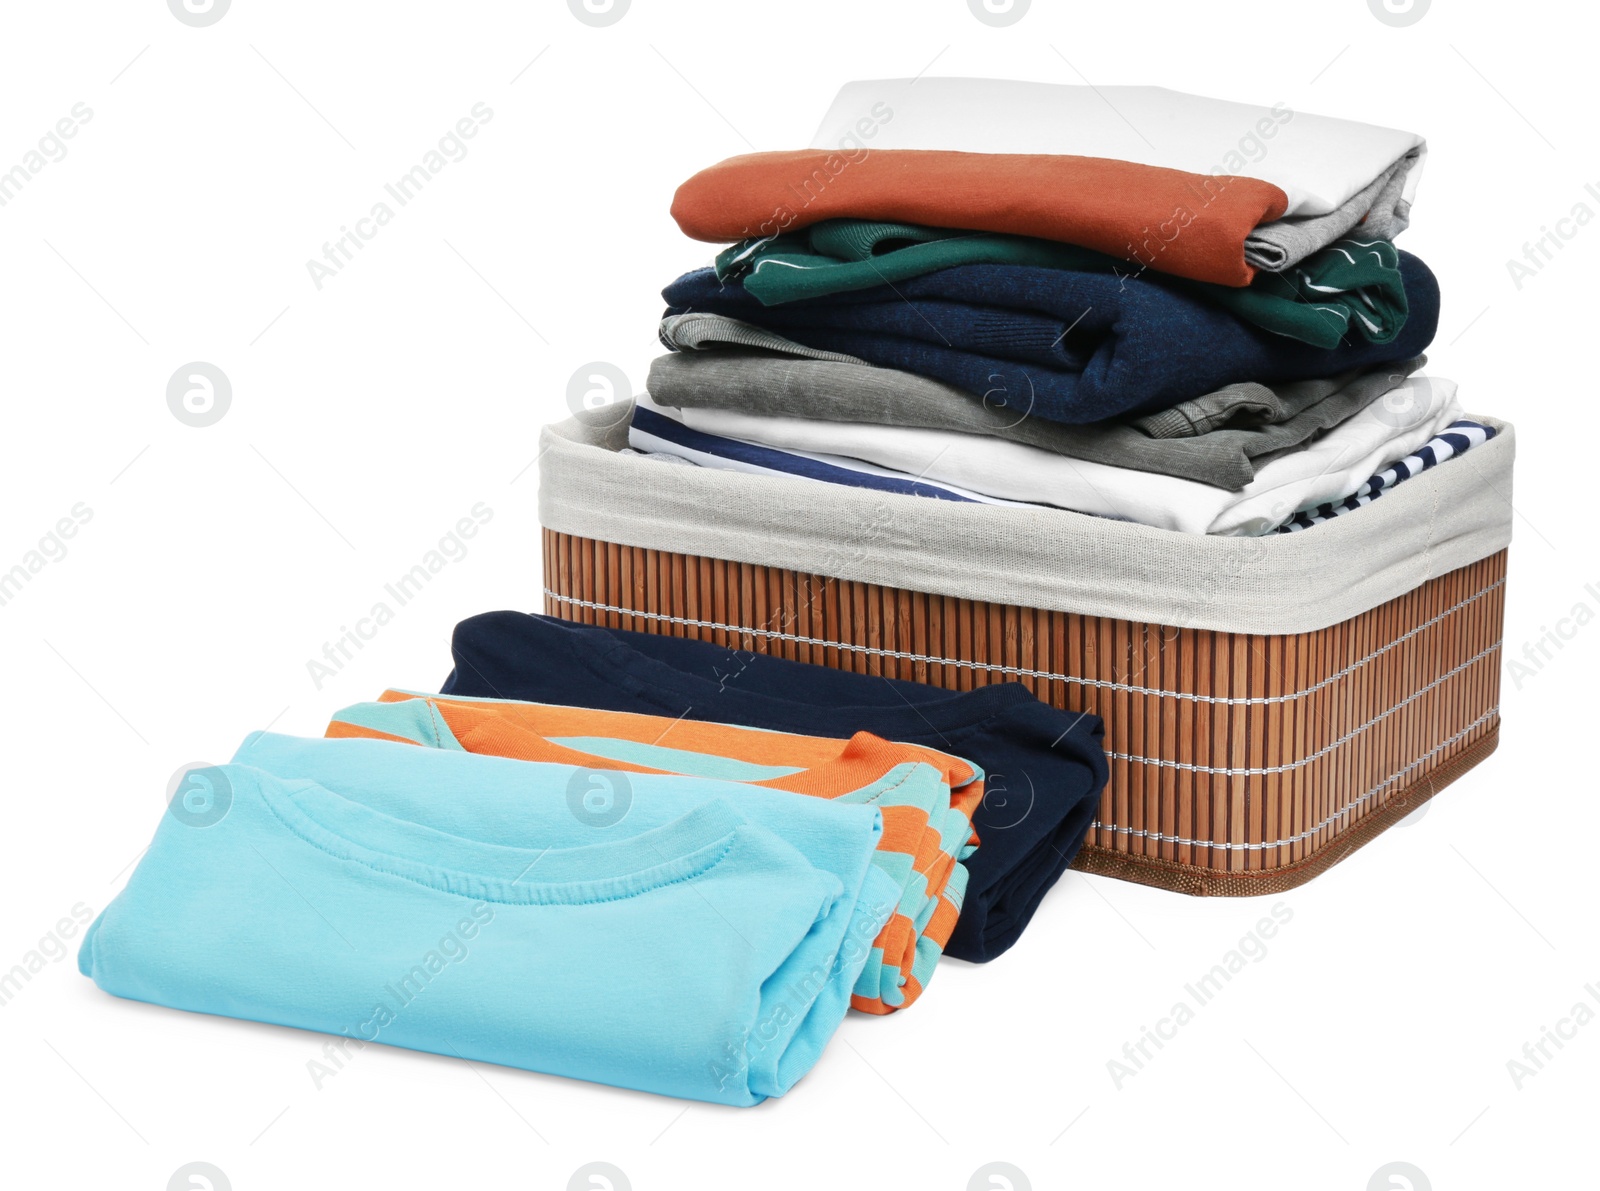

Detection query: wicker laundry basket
(536, 413), (1514, 895)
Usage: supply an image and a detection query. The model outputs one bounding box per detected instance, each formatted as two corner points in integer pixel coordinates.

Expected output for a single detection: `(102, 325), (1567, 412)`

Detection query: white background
(0, 1), (1593, 1188)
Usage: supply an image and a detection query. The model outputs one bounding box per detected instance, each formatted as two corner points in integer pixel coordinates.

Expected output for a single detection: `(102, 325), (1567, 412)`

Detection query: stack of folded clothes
(634, 79), (1495, 536)
(79, 608), (1107, 1104)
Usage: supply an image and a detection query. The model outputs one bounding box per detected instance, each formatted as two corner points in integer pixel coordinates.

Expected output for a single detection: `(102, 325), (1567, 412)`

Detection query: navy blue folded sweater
(661, 252), (1440, 425)
(440, 611), (1109, 964)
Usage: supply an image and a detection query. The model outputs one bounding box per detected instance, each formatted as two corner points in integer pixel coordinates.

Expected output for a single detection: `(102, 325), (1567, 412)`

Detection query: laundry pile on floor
(634, 79), (1494, 535)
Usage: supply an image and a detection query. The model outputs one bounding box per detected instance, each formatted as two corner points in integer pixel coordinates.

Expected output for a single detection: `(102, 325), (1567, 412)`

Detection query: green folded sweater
(715, 220), (1407, 350)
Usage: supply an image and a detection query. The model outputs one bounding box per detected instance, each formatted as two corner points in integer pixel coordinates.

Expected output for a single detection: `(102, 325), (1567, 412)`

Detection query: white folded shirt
(628, 417), (1036, 506)
(811, 78), (1425, 219)
(644, 375), (1463, 536)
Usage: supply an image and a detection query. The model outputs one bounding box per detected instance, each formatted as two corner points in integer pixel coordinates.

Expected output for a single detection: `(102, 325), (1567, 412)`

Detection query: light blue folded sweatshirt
(79, 733), (897, 1106)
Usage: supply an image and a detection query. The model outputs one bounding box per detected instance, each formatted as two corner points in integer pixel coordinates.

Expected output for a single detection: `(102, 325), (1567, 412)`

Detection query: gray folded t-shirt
(1243, 148), (1419, 272)
(652, 314), (1425, 492)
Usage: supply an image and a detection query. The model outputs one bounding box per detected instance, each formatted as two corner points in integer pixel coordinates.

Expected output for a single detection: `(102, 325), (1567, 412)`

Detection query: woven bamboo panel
(541, 529), (1506, 895)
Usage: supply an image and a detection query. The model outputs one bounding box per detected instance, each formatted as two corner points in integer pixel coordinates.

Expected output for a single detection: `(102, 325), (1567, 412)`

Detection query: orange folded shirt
(328, 691), (984, 1015)
(670, 148), (1289, 287)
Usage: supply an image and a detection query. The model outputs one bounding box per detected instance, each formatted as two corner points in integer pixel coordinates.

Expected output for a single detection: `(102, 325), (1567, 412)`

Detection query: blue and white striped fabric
(629, 403), (1035, 506)
(1276, 419), (1495, 533)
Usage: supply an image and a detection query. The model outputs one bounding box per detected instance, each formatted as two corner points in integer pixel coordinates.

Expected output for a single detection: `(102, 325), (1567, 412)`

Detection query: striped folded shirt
(328, 691), (984, 1015)
(629, 401), (1029, 506)
(1277, 420), (1495, 532)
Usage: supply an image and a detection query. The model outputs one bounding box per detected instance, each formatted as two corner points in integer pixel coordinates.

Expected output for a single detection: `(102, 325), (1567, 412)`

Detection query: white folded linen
(811, 78), (1425, 220)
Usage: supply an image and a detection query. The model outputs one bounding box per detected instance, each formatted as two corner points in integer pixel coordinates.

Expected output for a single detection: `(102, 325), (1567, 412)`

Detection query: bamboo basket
(541, 529), (1505, 896)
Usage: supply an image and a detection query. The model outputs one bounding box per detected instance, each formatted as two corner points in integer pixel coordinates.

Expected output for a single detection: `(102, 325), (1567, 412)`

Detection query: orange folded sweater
(670, 148), (1289, 287)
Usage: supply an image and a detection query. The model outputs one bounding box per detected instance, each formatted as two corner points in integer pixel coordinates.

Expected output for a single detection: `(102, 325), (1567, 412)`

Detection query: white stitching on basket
(542, 575), (1503, 706)
(1106, 640), (1500, 775)
(1088, 705), (1499, 851)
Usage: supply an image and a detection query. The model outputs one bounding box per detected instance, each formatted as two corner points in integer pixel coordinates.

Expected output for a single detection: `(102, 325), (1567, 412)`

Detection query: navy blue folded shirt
(661, 253), (1441, 425)
(440, 611), (1109, 964)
